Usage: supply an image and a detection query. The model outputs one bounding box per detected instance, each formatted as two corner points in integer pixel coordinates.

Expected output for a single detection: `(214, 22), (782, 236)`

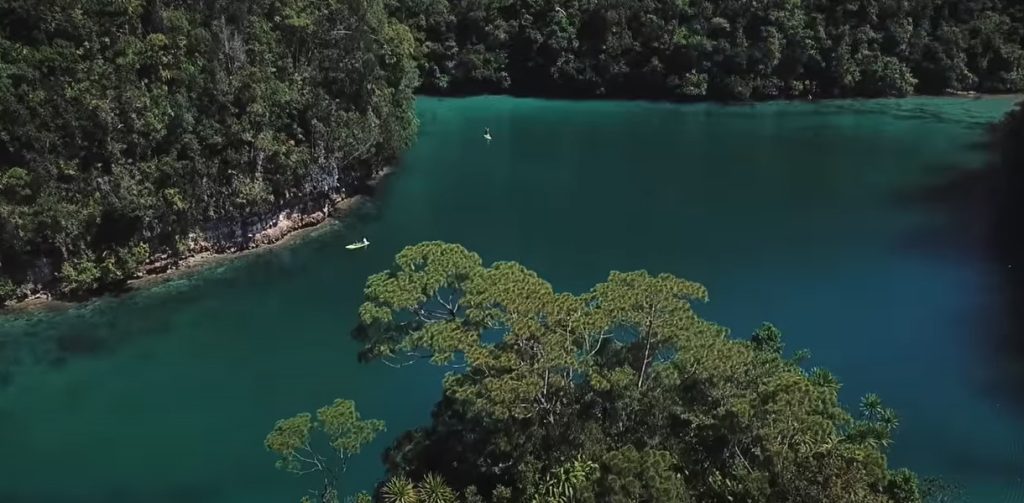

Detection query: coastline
(416, 89), (1022, 105)
(4, 92), (1020, 315)
(2, 168), (393, 315)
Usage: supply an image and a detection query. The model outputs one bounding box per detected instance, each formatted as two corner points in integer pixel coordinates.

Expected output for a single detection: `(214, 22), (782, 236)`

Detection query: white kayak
(346, 238), (370, 250)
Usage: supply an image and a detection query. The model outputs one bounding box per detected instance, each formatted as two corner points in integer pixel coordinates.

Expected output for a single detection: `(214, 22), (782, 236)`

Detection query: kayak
(346, 239), (370, 250)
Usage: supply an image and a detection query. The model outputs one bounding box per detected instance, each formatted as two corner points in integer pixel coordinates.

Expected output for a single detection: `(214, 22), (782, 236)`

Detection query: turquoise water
(2, 96), (1023, 501)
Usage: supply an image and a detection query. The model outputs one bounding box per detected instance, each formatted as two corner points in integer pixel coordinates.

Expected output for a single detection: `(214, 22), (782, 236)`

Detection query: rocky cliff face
(10, 195), (339, 303)
(194, 195), (343, 253)
(141, 193), (346, 276)
(7, 168), (389, 306)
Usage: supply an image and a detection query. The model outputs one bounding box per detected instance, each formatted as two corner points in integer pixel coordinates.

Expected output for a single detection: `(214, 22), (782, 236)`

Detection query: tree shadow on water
(892, 161), (992, 259)
(0, 315), (115, 391)
(894, 131), (1024, 416)
(0, 273), (212, 390)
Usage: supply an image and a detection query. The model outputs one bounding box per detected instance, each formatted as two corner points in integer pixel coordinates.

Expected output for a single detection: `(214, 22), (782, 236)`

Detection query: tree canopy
(271, 242), (924, 503)
(390, 0), (1024, 100)
(0, 0), (419, 302)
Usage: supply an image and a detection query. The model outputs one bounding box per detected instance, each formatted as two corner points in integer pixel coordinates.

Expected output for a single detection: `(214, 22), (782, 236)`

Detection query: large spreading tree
(269, 242), (922, 502)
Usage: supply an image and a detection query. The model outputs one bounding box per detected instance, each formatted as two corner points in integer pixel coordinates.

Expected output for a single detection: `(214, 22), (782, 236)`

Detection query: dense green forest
(267, 242), (929, 503)
(392, 0), (1024, 100)
(0, 0), (419, 302)
(3, 0), (1024, 304)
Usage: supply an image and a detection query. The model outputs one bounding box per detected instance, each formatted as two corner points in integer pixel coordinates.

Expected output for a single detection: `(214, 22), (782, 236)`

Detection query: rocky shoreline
(3, 168), (392, 313)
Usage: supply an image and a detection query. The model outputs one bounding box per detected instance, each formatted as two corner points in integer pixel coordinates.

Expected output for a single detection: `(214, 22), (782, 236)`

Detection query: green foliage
(350, 494), (374, 503)
(886, 468), (923, 503)
(751, 321), (784, 355)
(266, 400), (385, 502)
(318, 399), (387, 457)
(4, 0), (1021, 306)
(390, 0), (1024, 100)
(0, 167), (32, 202)
(380, 474), (458, 503)
(856, 55), (918, 97)
(345, 242), (923, 502)
(919, 476), (965, 503)
(382, 477), (419, 503)
(0, 0), (419, 298)
(593, 447), (690, 503)
(843, 393), (901, 450)
(266, 413), (314, 473)
(57, 243), (149, 294)
(791, 347), (813, 366)
(530, 457), (598, 503)
(0, 276), (16, 304)
(58, 256), (103, 295)
(418, 473), (458, 503)
(808, 367), (842, 397)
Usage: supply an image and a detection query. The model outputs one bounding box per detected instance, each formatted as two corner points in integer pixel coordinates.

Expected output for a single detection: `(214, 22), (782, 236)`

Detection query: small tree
(0, 276), (17, 305)
(750, 322), (784, 355)
(59, 255), (102, 294)
(381, 473), (458, 503)
(266, 400), (385, 503)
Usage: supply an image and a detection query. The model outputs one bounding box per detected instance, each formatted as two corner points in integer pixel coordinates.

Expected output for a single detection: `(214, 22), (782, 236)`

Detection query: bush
(858, 54), (918, 97)
(59, 257), (102, 295)
(0, 277), (17, 305)
(99, 243), (150, 286)
(0, 167), (32, 202)
(57, 243), (151, 295)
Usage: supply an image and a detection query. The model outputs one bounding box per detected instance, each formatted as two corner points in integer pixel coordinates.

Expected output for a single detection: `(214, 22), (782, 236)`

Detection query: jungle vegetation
(391, 0), (1024, 100)
(267, 242), (926, 503)
(0, 0), (419, 301)
(3, 0), (1024, 302)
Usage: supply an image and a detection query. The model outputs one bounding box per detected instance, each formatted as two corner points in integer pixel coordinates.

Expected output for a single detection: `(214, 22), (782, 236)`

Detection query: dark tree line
(0, 0), (419, 301)
(391, 0), (1024, 100)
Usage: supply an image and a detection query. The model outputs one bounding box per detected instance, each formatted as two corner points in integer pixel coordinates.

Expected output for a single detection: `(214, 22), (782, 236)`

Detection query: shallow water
(2, 96), (1022, 502)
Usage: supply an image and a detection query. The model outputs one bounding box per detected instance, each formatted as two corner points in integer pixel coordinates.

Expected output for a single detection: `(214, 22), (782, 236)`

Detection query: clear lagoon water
(2, 96), (1023, 502)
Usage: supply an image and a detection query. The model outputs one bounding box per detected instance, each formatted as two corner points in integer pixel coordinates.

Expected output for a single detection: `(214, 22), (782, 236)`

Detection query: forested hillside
(392, 0), (1024, 100)
(0, 0), (418, 302)
(3, 0), (1024, 304)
